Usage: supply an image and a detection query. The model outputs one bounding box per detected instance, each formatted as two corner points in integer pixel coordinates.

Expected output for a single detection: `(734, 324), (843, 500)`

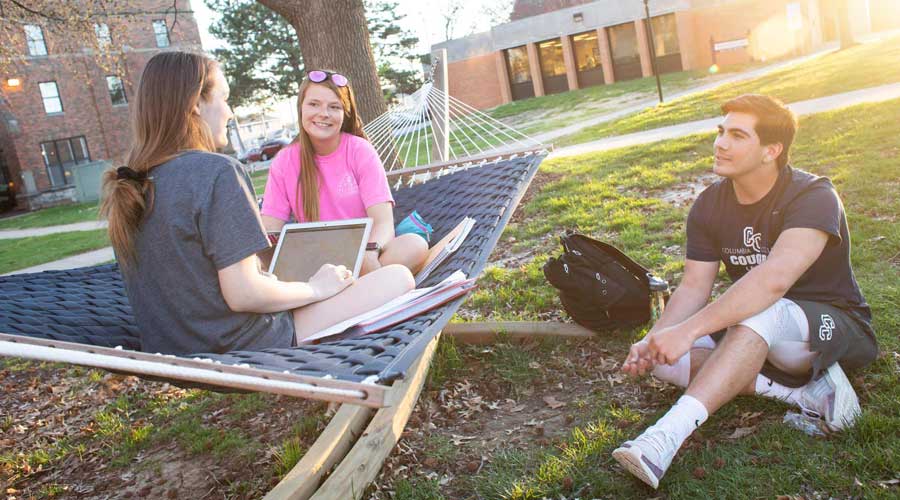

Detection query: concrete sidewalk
(550, 82), (900, 159)
(0, 220), (108, 240)
(3, 246), (115, 276)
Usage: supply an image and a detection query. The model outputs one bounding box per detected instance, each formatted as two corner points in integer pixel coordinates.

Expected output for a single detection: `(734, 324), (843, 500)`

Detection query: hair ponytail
(100, 172), (152, 267)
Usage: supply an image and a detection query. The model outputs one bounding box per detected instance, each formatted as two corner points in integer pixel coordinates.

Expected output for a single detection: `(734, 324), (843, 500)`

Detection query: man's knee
(722, 324), (770, 349)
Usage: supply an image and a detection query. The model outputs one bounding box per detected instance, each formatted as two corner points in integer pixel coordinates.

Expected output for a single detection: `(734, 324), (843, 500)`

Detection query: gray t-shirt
(122, 151), (294, 355)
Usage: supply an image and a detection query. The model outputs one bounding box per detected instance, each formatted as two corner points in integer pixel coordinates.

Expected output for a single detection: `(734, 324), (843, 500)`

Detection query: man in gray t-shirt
(123, 151), (294, 355)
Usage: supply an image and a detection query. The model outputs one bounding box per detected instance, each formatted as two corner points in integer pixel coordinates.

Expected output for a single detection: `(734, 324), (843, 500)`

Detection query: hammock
(0, 152), (546, 407)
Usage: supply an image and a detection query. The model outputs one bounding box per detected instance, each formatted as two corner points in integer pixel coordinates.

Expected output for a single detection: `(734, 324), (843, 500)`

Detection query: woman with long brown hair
(259, 71), (428, 276)
(100, 51), (413, 355)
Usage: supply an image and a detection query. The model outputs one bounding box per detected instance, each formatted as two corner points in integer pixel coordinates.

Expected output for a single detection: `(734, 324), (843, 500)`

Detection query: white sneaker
(612, 426), (680, 489)
(798, 362), (861, 431)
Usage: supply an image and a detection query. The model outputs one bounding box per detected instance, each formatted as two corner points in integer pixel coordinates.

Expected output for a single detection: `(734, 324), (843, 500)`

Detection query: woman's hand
(309, 264), (354, 301)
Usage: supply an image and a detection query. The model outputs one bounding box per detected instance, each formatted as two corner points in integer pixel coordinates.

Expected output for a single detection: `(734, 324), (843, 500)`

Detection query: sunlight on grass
(557, 35), (900, 146)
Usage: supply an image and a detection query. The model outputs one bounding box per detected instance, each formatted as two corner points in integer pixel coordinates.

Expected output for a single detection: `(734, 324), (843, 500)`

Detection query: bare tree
(257, 0), (388, 123)
(480, 0), (513, 27)
(440, 0), (464, 41)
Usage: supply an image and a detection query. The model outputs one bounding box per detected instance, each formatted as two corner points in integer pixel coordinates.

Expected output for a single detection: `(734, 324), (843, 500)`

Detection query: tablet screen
(269, 220), (370, 282)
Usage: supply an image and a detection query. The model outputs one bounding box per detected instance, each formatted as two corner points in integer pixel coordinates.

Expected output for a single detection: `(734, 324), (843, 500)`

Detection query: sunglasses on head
(307, 70), (348, 87)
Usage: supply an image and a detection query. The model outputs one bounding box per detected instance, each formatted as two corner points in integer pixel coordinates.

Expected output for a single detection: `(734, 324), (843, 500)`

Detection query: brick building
(0, 0), (203, 212)
(432, 0), (900, 110)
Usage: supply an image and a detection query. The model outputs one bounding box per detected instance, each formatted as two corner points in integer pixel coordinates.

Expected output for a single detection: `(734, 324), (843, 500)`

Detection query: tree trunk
(257, 0), (387, 124)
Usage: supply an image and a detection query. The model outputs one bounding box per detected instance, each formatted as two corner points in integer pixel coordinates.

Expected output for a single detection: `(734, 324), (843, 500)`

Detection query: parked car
(239, 147), (262, 164)
(258, 138), (291, 161)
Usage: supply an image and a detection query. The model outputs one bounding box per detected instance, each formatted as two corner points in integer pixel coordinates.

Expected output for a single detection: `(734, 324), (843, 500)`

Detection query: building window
(650, 14), (681, 57)
(573, 32), (601, 71)
(25, 25), (48, 56)
(505, 46), (531, 84)
(504, 46), (534, 101)
(38, 82), (63, 114)
(537, 38), (567, 94)
(537, 39), (566, 78)
(152, 20), (169, 47)
(607, 22), (642, 81)
(95, 23), (112, 47)
(650, 14), (683, 73)
(106, 75), (127, 105)
(41, 136), (91, 187)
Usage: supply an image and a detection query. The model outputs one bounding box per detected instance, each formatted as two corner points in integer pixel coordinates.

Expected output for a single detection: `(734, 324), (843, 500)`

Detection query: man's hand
(646, 323), (695, 365)
(621, 340), (654, 376)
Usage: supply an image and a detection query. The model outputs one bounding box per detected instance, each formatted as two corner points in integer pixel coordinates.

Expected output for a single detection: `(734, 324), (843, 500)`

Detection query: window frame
(25, 25), (48, 56)
(152, 19), (170, 48)
(40, 136), (92, 188)
(106, 75), (128, 106)
(38, 81), (63, 114)
(94, 22), (112, 48)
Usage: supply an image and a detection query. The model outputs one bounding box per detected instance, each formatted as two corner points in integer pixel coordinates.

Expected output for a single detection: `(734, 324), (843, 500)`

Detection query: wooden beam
(264, 404), (374, 500)
(309, 334), (440, 500)
(0, 333), (389, 407)
(443, 321), (595, 344)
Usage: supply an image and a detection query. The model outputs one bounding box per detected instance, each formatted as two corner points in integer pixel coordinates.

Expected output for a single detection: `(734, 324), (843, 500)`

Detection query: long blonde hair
(295, 74), (368, 221)
(100, 51), (219, 269)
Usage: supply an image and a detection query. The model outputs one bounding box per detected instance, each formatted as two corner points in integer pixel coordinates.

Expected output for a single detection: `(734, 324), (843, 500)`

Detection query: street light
(643, 0), (664, 103)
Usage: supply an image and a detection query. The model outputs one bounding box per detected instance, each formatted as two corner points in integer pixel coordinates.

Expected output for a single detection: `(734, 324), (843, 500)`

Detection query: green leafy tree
(206, 0), (303, 108)
(206, 0), (423, 109)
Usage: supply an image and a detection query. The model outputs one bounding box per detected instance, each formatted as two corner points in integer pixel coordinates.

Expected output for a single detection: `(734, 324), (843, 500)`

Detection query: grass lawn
(394, 98), (899, 498)
(0, 230), (109, 274)
(556, 33), (900, 147)
(0, 202), (99, 231)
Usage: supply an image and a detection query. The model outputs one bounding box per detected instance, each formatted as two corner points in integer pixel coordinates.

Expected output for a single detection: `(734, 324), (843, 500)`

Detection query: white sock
(652, 352), (691, 387)
(755, 374), (802, 406)
(652, 395), (709, 447)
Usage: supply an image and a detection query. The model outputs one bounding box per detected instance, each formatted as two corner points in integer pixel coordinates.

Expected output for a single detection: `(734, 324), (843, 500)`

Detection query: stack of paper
(300, 271), (475, 344)
(415, 217), (476, 286)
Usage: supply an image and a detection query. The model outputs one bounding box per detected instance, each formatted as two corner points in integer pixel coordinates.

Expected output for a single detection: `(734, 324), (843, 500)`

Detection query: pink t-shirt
(261, 133), (394, 222)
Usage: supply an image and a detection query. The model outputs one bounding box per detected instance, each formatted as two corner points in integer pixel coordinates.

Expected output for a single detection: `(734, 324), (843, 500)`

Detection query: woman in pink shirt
(261, 71), (428, 276)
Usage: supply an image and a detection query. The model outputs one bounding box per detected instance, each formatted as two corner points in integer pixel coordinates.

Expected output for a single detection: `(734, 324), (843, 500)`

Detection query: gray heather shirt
(122, 151), (294, 355)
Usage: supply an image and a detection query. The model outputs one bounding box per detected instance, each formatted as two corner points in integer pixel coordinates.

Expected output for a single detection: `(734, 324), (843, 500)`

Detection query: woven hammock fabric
(0, 155), (543, 384)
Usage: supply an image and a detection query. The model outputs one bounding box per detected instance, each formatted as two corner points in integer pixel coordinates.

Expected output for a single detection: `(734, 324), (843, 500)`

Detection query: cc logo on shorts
(818, 314), (836, 341)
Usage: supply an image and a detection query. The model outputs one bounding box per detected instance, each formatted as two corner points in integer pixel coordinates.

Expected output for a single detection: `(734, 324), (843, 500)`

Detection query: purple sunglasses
(308, 70), (348, 87)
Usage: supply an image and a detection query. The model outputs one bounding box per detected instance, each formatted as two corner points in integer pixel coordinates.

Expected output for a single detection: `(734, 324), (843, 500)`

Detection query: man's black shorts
(711, 300), (878, 387)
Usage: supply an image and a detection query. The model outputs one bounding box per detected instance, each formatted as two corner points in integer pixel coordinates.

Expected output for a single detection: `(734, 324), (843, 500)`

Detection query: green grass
(442, 97), (900, 498)
(0, 229), (109, 274)
(556, 34), (900, 146)
(0, 202), (99, 230)
(251, 168), (269, 193)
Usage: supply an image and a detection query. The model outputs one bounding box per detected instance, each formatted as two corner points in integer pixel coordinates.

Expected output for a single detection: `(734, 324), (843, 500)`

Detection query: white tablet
(267, 218), (373, 283)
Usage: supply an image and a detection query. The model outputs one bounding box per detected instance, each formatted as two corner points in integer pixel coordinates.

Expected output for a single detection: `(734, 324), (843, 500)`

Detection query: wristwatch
(366, 242), (383, 256)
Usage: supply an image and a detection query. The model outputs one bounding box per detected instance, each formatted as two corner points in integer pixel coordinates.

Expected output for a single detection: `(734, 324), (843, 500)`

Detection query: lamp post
(643, 0), (664, 103)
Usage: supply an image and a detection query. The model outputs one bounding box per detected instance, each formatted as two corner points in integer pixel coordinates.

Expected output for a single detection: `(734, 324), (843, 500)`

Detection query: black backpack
(543, 231), (669, 332)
